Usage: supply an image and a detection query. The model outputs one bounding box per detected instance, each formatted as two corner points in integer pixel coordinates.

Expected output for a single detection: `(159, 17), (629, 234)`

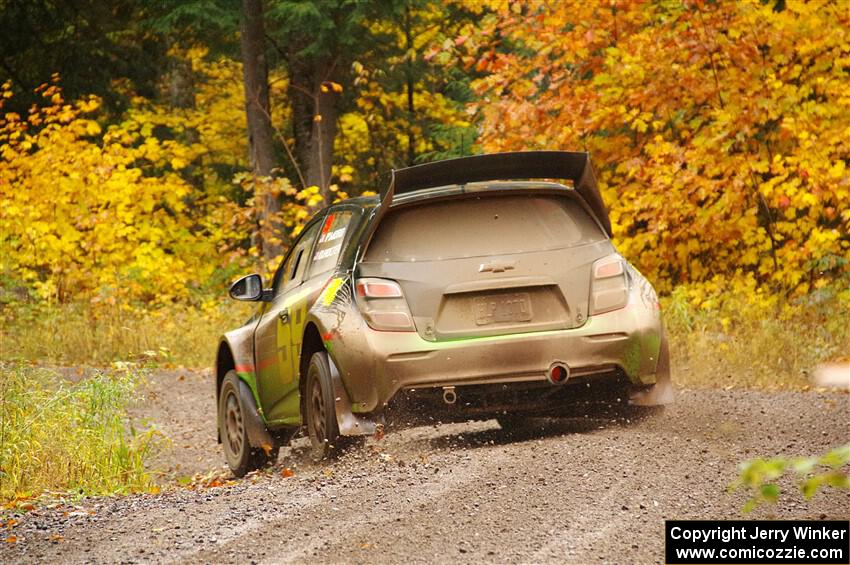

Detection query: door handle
(278, 308), (290, 323)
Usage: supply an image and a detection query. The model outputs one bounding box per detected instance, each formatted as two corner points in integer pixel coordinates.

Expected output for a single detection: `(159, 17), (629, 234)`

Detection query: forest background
(1, 0), (848, 387)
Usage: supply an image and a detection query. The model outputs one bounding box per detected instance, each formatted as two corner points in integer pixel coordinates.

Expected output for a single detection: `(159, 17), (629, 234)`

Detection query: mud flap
(327, 355), (382, 436)
(236, 378), (276, 450)
(630, 332), (674, 406)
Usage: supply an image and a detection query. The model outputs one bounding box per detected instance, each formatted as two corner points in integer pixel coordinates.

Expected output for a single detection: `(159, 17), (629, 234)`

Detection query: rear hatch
(356, 190), (615, 342)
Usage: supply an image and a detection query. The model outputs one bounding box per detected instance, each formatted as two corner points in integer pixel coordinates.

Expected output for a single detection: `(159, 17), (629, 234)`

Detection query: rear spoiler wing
(380, 151), (612, 237)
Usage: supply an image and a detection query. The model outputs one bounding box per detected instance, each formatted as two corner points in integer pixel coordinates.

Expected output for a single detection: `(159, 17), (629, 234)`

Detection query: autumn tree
(0, 79), (241, 303)
(456, 0), (850, 295)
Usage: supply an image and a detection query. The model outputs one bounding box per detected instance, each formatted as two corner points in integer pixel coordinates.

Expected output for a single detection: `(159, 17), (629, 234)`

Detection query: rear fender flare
(306, 295), (382, 437)
(235, 376), (276, 450)
(630, 332), (674, 406)
(326, 352), (380, 436)
(218, 324), (261, 410)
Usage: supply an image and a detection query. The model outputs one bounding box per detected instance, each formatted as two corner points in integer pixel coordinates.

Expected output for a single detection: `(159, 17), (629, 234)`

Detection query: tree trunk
(165, 43), (200, 151)
(289, 57), (339, 204)
(308, 84), (338, 202)
(404, 3), (416, 167)
(289, 56), (313, 188)
(240, 0), (281, 260)
(166, 47), (196, 110)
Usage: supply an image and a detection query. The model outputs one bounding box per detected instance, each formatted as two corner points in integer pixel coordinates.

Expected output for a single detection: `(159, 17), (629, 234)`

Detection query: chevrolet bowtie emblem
(478, 261), (516, 273)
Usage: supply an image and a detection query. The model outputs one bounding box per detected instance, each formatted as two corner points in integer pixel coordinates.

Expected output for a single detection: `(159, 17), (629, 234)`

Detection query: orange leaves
(184, 470), (236, 490)
(4, 497), (35, 512)
(465, 0), (850, 295)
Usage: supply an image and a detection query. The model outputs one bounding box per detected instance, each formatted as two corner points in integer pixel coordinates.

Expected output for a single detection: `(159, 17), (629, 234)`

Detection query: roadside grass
(0, 301), (253, 368)
(0, 363), (159, 505)
(663, 284), (850, 390)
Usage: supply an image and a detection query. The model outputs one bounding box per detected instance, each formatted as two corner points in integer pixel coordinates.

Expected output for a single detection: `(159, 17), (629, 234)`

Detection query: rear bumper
(386, 370), (632, 424)
(333, 292), (667, 413)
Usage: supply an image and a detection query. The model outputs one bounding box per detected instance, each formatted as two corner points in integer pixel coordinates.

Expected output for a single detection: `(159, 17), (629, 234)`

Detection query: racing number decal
(275, 289), (310, 385)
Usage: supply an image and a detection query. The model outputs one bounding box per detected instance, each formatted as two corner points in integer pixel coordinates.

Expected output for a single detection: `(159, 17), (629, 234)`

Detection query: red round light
(550, 366), (567, 383)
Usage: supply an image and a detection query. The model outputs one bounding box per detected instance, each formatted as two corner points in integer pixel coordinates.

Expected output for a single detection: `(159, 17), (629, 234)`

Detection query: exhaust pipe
(442, 386), (457, 405)
(547, 362), (570, 385)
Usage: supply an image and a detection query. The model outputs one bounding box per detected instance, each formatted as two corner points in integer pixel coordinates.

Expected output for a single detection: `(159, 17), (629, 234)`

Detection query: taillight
(356, 279), (403, 298)
(355, 278), (415, 331)
(591, 255), (629, 315)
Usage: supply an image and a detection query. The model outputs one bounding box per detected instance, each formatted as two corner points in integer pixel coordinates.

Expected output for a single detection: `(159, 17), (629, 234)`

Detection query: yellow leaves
(800, 192), (818, 207)
(76, 97), (100, 113)
(139, 137), (161, 161)
(299, 185), (325, 208)
(828, 160), (845, 179)
(68, 119), (102, 137)
(337, 164), (354, 183)
(0, 79), (253, 306)
(320, 81), (343, 94)
(631, 117), (648, 133)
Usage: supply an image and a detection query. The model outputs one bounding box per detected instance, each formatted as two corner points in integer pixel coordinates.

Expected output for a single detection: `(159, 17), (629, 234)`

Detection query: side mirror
(229, 274), (264, 302)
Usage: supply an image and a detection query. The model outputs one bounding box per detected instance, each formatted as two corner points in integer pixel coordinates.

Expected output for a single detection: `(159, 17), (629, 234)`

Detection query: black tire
(219, 371), (277, 477)
(305, 351), (359, 462)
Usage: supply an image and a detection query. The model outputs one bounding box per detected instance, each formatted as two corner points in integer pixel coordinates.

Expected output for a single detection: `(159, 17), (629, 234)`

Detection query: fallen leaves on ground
(3, 495), (36, 512)
(182, 470), (236, 490)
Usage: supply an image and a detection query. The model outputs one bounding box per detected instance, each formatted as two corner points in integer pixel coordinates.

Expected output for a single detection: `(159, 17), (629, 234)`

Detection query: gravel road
(1, 370), (848, 564)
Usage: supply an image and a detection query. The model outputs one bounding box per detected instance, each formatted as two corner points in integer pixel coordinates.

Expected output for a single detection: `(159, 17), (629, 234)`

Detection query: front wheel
(305, 351), (360, 462)
(219, 371), (277, 477)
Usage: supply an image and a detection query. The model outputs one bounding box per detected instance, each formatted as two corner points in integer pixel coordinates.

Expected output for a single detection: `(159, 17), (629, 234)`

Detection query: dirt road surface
(2, 370), (848, 564)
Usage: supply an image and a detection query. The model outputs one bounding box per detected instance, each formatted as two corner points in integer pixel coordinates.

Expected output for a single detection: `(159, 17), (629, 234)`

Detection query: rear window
(365, 194), (605, 262)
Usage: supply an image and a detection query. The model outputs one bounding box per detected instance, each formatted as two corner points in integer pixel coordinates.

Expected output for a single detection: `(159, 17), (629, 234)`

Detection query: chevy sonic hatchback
(216, 151), (672, 476)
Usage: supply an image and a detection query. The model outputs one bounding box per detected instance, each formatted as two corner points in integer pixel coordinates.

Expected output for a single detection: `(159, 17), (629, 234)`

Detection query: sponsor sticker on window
(310, 212), (353, 276)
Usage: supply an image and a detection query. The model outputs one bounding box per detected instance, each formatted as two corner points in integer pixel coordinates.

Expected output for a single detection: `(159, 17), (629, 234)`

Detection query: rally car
(216, 151), (672, 475)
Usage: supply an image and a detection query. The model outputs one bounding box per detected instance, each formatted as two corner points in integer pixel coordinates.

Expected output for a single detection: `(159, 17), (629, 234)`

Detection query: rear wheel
(219, 371), (277, 477)
(305, 352), (347, 461)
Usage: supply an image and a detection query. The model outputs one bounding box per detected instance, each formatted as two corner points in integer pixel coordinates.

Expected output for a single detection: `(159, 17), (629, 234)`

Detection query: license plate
(473, 292), (533, 326)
